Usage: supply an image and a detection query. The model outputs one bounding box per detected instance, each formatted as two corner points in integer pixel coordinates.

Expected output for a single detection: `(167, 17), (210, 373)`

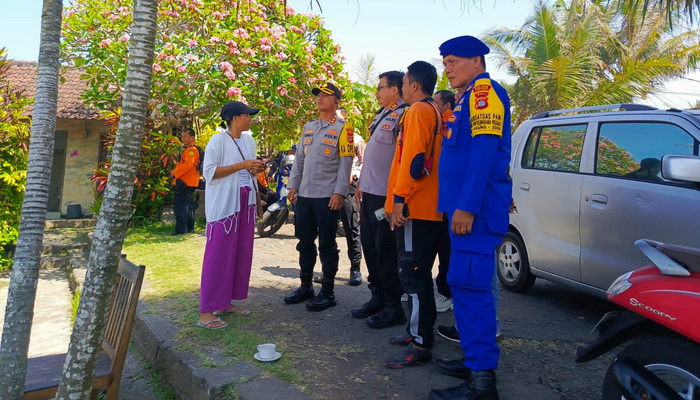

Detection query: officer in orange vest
(171, 128), (201, 235)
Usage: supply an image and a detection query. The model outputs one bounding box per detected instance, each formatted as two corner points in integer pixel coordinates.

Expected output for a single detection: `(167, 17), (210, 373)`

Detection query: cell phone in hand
(402, 204), (410, 218)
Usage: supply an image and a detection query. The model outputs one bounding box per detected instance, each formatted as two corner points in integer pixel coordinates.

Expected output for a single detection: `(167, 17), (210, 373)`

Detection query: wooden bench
(24, 255), (145, 400)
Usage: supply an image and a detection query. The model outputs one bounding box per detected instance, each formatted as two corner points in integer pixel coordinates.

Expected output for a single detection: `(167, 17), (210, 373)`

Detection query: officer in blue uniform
(429, 36), (512, 400)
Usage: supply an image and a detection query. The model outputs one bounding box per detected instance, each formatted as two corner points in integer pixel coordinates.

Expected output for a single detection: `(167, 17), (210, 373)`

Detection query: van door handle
(518, 183), (530, 192)
(588, 194), (608, 205)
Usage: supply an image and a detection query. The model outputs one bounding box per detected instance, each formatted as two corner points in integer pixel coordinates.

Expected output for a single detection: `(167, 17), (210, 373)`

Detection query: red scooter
(576, 239), (700, 400)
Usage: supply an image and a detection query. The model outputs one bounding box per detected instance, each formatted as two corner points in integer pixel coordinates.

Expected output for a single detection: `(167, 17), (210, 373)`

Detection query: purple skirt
(199, 186), (256, 313)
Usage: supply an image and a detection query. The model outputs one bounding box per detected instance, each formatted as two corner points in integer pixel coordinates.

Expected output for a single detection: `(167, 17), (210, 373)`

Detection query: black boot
(350, 287), (384, 318)
(366, 299), (406, 329)
(306, 277), (337, 311)
(284, 272), (314, 304)
(428, 369), (499, 400)
(348, 261), (362, 286)
(436, 357), (472, 379)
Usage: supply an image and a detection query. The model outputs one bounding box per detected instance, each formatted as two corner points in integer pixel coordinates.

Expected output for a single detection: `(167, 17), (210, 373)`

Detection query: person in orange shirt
(171, 128), (201, 235)
(383, 61), (444, 369)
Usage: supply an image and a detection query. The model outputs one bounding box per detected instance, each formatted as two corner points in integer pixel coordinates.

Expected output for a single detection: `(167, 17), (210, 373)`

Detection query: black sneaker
(437, 325), (460, 343)
(389, 333), (414, 347)
(348, 269), (362, 286)
(384, 345), (432, 369)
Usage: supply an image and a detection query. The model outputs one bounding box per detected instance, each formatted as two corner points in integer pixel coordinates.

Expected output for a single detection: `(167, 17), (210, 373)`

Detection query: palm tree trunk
(54, 0), (158, 398)
(0, 1), (63, 398)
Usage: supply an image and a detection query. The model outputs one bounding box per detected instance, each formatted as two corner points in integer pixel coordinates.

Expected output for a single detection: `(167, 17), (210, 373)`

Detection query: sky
(1, 0), (698, 108)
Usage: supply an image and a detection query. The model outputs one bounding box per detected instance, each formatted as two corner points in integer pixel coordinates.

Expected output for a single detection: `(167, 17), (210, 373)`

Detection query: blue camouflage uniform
(437, 73), (512, 371)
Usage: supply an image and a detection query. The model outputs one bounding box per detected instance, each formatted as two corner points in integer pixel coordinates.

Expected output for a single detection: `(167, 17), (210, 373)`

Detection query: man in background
(171, 127), (201, 235)
(431, 89), (456, 314)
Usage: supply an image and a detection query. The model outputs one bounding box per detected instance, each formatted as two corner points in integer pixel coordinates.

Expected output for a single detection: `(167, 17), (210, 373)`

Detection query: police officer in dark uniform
(283, 82), (355, 311)
(350, 71), (409, 329)
(429, 36), (512, 400)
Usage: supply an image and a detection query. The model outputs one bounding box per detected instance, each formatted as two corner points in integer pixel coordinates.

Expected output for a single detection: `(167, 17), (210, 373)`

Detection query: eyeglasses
(376, 85), (389, 92)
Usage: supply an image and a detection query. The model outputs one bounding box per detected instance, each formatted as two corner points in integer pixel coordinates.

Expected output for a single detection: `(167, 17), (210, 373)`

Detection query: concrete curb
(131, 303), (309, 400)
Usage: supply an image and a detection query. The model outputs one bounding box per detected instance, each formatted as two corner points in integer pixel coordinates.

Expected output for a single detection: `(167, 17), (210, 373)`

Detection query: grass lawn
(122, 223), (303, 395)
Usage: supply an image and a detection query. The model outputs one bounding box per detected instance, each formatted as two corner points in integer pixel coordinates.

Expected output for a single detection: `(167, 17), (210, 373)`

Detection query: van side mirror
(662, 155), (700, 185)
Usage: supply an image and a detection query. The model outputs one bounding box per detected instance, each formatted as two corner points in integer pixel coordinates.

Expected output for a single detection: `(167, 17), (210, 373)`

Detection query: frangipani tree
(62, 0), (353, 153)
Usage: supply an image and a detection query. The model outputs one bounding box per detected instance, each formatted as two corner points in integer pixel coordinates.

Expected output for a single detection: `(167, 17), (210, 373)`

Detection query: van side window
(596, 122), (697, 182)
(522, 124), (586, 172)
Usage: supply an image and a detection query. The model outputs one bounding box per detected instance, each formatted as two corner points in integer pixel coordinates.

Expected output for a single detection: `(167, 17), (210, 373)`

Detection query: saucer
(254, 351), (282, 362)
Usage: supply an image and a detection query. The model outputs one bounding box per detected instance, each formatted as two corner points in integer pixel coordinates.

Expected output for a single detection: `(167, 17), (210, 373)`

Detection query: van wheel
(497, 232), (535, 292)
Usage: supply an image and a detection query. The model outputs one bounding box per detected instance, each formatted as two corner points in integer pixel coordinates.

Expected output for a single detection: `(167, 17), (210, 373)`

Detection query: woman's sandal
(195, 317), (228, 330)
(213, 305), (251, 317)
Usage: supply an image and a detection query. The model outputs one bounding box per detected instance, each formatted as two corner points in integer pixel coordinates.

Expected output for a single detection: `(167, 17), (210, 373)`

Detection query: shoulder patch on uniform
(338, 122), (355, 157)
(473, 84), (491, 93)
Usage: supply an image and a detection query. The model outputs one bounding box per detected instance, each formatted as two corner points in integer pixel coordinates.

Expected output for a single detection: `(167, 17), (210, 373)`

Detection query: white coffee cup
(257, 343), (276, 359)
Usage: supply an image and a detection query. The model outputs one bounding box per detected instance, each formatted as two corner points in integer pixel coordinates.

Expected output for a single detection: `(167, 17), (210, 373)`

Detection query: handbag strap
(228, 133), (258, 194)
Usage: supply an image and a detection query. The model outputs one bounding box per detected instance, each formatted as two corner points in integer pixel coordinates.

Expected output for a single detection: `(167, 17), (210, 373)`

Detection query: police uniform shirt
(438, 72), (512, 253)
(358, 101), (408, 196)
(288, 116), (354, 198)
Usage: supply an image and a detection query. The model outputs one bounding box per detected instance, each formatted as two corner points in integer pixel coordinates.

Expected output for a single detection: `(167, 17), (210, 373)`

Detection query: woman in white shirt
(197, 101), (265, 329)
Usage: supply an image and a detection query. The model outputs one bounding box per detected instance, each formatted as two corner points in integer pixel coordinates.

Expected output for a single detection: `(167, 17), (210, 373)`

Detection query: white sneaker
(401, 293), (408, 302)
(435, 293), (453, 312)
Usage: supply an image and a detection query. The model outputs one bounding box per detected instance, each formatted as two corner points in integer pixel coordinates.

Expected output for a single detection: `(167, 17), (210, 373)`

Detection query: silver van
(498, 104), (700, 298)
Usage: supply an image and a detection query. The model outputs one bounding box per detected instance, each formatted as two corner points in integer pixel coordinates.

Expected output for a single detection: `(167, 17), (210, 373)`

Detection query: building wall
(56, 119), (102, 217)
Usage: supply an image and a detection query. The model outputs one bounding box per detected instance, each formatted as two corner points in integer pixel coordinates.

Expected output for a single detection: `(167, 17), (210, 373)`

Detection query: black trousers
(396, 218), (443, 348)
(359, 192), (402, 300)
(340, 192), (362, 266)
(173, 181), (195, 234)
(432, 218), (452, 298)
(295, 196), (341, 279)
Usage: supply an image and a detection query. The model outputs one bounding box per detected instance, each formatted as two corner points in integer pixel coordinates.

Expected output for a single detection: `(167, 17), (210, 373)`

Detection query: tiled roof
(4, 61), (101, 120)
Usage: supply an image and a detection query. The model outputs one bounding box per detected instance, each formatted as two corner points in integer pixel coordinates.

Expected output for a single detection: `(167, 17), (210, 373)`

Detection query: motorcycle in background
(576, 238), (700, 399)
(257, 152), (295, 237)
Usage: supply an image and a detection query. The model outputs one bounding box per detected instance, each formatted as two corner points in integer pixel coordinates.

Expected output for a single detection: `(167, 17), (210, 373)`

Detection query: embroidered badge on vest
(381, 123), (391, 129)
(390, 112), (398, 117)
(323, 148), (331, 155)
(338, 121), (355, 157)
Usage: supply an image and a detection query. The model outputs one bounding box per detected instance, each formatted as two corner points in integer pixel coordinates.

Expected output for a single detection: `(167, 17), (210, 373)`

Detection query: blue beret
(439, 35), (490, 58)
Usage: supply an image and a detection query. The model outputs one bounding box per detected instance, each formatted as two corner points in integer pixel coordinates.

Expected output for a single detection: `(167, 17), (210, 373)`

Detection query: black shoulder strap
(420, 98), (442, 161)
(368, 103), (409, 137)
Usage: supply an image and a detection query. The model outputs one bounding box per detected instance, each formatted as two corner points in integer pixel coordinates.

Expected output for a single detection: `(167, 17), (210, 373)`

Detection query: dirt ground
(239, 223), (618, 400)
